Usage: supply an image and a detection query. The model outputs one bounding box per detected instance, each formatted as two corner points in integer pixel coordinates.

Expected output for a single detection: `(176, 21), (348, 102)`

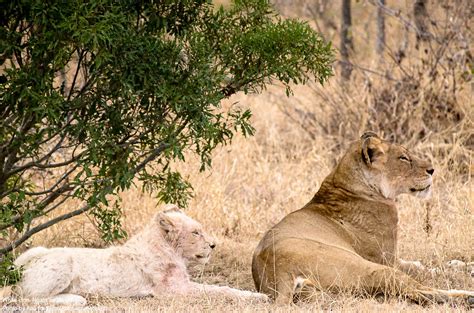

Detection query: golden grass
(10, 0), (473, 311)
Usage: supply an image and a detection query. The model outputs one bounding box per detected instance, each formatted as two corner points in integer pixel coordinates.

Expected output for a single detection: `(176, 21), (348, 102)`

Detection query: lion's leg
(317, 248), (474, 304)
(48, 294), (87, 306)
(275, 275), (319, 304)
(275, 242), (474, 305)
(362, 265), (474, 304)
(359, 265), (441, 302)
(397, 259), (426, 277)
(274, 272), (297, 305)
(15, 255), (73, 298)
(174, 282), (268, 301)
(397, 259), (474, 282)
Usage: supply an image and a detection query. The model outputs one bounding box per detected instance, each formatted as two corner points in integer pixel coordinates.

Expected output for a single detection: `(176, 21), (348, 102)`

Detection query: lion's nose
(209, 243), (216, 249)
(426, 168), (434, 176)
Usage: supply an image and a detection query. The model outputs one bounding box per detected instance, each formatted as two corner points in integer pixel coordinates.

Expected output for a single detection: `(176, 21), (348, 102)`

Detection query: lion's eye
(192, 230), (200, 236)
(399, 155), (410, 162)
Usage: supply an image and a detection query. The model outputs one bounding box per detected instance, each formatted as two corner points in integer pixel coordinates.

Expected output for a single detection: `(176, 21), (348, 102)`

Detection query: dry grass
(25, 84), (473, 311)
(8, 0), (474, 311)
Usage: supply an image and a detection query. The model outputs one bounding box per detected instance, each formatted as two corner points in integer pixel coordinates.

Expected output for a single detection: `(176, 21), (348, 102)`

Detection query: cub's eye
(399, 155), (410, 162)
(192, 230), (200, 236)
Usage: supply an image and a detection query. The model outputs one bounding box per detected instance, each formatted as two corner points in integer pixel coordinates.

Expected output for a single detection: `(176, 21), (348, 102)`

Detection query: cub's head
(156, 205), (216, 264)
(335, 132), (434, 200)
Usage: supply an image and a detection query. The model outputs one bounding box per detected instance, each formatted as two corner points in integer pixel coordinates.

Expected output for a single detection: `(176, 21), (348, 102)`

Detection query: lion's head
(156, 205), (216, 264)
(332, 132), (434, 200)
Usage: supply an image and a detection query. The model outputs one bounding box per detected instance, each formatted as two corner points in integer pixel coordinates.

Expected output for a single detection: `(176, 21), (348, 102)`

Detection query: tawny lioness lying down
(14, 205), (267, 305)
(252, 132), (474, 305)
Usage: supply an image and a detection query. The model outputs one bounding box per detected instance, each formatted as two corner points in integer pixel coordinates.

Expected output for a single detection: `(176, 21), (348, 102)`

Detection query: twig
(67, 49), (85, 102)
(337, 60), (399, 81)
(0, 202), (94, 254)
(0, 183), (75, 233)
(369, 0), (435, 43)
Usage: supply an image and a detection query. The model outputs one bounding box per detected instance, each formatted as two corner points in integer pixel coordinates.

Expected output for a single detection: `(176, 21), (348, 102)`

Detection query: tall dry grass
(9, 0), (473, 312)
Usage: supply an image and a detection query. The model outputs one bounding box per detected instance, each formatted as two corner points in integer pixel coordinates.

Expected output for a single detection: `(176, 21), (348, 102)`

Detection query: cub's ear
(360, 131), (380, 141)
(157, 212), (175, 233)
(161, 204), (182, 214)
(361, 135), (385, 166)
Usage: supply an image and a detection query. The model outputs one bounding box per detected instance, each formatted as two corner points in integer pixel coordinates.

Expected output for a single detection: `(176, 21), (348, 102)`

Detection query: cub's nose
(209, 243), (216, 249)
(426, 168), (434, 176)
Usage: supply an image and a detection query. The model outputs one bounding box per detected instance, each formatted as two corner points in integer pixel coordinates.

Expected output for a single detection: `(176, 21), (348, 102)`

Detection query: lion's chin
(194, 254), (210, 264)
(410, 184), (432, 199)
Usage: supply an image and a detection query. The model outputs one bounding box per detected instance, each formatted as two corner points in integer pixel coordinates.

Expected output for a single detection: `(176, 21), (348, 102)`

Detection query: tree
(375, 0), (386, 60)
(0, 0), (333, 268)
(413, 0), (430, 50)
(340, 0), (353, 81)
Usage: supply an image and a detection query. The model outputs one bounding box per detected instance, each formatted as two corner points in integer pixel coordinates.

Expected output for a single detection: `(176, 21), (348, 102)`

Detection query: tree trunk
(340, 0), (353, 81)
(414, 0), (430, 50)
(376, 0), (386, 59)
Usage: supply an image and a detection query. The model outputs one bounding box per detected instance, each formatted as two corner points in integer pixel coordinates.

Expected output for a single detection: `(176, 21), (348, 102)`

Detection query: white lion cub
(14, 205), (267, 305)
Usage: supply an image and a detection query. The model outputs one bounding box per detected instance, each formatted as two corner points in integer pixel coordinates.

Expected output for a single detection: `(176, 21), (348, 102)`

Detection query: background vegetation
(0, 0), (332, 281)
(2, 0), (473, 311)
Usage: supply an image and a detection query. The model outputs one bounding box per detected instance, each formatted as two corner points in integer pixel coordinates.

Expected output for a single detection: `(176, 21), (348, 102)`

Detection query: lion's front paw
(243, 291), (269, 302)
(446, 260), (474, 278)
(255, 292), (269, 302)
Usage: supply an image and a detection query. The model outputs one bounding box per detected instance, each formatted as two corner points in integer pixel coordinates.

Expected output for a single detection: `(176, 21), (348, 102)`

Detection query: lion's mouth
(410, 185), (431, 193)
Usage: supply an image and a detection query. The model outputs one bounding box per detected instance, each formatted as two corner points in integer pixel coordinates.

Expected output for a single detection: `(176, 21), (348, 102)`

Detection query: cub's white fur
(14, 205), (267, 305)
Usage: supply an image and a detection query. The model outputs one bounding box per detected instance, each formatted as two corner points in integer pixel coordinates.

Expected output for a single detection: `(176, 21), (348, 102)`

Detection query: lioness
(14, 205), (267, 305)
(252, 132), (474, 305)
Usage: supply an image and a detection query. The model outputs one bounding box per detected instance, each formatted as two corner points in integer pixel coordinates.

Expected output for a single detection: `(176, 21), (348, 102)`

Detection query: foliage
(0, 252), (22, 286)
(0, 0), (333, 260)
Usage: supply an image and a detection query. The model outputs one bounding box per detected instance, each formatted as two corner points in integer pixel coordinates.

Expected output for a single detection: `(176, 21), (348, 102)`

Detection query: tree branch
(24, 164), (79, 196)
(67, 49), (85, 102)
(10, 152), (84, 175)
(0, 183), (75, 232)
(0, 142), (171, 254)
(8, 137), (67, 176)
(133, 143), (170, 174)
(0, 202), (93, 255)
(0, 116), (36, 188)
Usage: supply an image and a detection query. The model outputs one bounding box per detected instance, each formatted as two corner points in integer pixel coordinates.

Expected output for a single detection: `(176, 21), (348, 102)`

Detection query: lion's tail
(14, 246), (49, 267)
(293, 276), (317, 294)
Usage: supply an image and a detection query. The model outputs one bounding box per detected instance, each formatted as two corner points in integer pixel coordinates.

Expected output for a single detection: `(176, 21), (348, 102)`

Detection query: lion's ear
(157, 213), (175, 233)
(361, 136), (385, 166)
